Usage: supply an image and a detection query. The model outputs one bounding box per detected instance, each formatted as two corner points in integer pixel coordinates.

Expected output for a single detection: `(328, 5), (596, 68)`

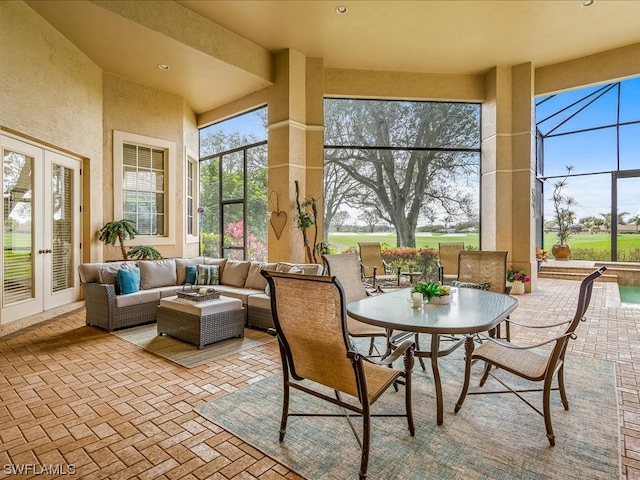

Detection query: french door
(1, 135), (81, 324)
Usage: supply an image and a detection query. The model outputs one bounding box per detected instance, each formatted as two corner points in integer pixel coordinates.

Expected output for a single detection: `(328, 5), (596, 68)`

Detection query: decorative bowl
(427, 295), (451, 305)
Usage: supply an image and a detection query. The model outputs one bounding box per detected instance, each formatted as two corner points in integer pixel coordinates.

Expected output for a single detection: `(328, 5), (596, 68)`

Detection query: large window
(323, 99), (481, 250)
(113, 131), (175, 246)
(199, 108), (268, 260)
(536, 77), (640, 261)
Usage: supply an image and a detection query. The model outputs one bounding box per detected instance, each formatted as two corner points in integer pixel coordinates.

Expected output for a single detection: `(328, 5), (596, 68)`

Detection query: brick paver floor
(1, 277), (638, 479)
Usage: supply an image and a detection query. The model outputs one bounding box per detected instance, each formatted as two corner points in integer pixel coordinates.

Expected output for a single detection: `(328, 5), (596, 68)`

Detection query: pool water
(619, 285), (640, 304)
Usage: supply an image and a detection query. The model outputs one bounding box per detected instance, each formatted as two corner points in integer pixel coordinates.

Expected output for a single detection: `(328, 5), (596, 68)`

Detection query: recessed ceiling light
(581, 0), (595, 7)
(335, 5), (348, 14)
(157, 64), (171, 71)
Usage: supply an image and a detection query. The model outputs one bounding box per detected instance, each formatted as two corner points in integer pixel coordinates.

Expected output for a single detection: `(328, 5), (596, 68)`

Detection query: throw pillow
(451, 280), (491, 291)
(117, 267), (140, 295)
(196, 264), (219, 285)
(185, 265), (198, 285)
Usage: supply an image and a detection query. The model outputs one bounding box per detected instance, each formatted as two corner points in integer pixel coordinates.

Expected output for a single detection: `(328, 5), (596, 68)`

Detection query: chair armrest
(505, 318), (573, 329)
(371, 339), (415, 367)
(437, 260), (444, 284)
(477, 332), (573, 350)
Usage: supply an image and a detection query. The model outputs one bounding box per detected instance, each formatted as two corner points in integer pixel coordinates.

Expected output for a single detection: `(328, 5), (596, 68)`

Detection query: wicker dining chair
(262, 270), (415, 480)
(358, 242), (399, 289)
(437, 242), (464, 284)
(323, 253), (389, 357)
(454, 266), (606, 446)
(457, 250), (510, 339)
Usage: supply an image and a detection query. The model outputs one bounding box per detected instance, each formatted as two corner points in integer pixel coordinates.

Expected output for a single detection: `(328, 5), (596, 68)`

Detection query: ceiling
(25, 0), (640, 115)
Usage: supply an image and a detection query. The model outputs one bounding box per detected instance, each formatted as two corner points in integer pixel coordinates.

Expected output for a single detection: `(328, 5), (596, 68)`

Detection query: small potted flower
(535, 248), (548, 272)
(507, 266), (530, 295)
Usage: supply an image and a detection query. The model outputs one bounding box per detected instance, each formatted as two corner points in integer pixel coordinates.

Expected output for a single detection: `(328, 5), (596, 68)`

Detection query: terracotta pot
(551, 243), (571, 260)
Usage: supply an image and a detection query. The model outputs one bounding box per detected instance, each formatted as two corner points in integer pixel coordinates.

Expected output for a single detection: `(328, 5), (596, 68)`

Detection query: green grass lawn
(328, 231), (640, 261)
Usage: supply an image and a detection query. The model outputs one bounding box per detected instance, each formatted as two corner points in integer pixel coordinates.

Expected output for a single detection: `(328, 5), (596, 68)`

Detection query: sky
(537, 77), (640, 223)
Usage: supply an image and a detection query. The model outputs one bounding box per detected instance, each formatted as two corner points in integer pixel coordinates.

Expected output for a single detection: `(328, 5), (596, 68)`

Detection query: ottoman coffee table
(157, 295), (245, 349)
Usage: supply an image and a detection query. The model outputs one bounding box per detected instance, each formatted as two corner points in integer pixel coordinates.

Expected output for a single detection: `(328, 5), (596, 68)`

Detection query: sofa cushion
(276, 262), (324, 275)
(247, 293), (271, 310)
(117, 267), (140, 295)
(221, 259), (251, 287)
(204, 257), (227, 277)
(78, 261), (135, 284)
(175, 257), (204, 284)
(214, 285), (262, 304)
(114, 289), (160, 308)
(139, 259), (177, 290)
(95, 262), (137, 285)
(196, 264), (220, 285)
(245, 262), (278, 290)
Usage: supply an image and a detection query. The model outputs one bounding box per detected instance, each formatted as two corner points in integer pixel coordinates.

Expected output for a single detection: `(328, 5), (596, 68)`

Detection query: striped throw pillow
(196, 264), (220, 285)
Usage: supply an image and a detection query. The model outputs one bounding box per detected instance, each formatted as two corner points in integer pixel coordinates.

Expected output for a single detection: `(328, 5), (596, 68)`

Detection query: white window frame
(185, 148), (199, 244)
(113, 130), (175, 246)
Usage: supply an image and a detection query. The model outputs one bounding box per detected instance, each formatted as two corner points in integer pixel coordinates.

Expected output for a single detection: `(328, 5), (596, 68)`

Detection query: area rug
(112, 324), (275, 368)
(196, 351), (620, 479)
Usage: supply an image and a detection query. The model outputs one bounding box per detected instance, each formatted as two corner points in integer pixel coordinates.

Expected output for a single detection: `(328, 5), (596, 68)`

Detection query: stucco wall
(101, 73), (197, 260)
(0, 1), (104, 262)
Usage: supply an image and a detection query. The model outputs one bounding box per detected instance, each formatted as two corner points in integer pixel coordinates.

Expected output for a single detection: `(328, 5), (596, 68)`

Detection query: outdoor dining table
(347, 286), (518, 425)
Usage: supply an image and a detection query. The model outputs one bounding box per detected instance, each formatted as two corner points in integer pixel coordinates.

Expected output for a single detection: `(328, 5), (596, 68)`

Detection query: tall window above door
(113, 131), (175, 245)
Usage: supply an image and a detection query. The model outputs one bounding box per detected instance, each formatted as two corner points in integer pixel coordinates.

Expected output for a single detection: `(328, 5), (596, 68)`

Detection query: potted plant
(127, 245), (162, 260)
(535, 248), (548, 272)
(550, 165), (577, 260)
(507, 266), (530, 295)
(412, 282), (451, 304)
(98, 219), (137, 260)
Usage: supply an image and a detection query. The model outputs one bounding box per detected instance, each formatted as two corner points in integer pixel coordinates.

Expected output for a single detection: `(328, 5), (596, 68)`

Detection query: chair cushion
(451, 280), (491, 291)
(196, 264), (220, 285)
(117, 267), (140, 295)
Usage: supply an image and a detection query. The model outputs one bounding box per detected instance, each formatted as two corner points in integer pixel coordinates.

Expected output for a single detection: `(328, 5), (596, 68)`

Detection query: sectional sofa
(78, 257), (324, 332)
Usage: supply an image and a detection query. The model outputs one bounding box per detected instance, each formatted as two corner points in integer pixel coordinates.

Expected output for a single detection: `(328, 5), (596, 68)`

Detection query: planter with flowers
(536, 248), (548, 272)
(507, 266), (530, 295)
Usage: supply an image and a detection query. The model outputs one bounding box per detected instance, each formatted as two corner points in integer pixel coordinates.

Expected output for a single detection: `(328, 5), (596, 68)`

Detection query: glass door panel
(221, 202), (244, 260)
(44, 150), (80, 309)
(3, 149), (34, 304)
(615, 174), (640, 261)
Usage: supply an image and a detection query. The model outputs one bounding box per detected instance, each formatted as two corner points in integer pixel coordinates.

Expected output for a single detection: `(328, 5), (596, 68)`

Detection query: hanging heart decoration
(269, 191), (287, 240)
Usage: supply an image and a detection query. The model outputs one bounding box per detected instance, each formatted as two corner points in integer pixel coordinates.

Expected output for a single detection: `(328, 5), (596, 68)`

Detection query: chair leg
(279, 380), (290, 442)
(543, 376), (556, 446)
(359, 403), (371, 480)
(413, 334), (426, 371)
(404, 350), (416, 436)
(557, 364), (569, 410)
(479, 361), (492, 387)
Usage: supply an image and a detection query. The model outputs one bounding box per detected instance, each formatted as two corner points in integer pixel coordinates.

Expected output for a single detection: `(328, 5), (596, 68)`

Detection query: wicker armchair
(358, 242), (399, 289)
(323, 253), (390, 356)
(454, 266), (606, 446)
(262, 270), (415, 480)
(437, 242), (464, 284)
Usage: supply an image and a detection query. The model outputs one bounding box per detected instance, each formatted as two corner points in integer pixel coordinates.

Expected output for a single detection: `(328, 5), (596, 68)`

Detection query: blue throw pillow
(185, 265), (197, 285)
(117, 267), (140, 295)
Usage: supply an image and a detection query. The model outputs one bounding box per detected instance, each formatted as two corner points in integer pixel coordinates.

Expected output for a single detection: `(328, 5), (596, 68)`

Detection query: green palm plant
(127, 245), (162, 260)
(98, 219), (137, 260)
